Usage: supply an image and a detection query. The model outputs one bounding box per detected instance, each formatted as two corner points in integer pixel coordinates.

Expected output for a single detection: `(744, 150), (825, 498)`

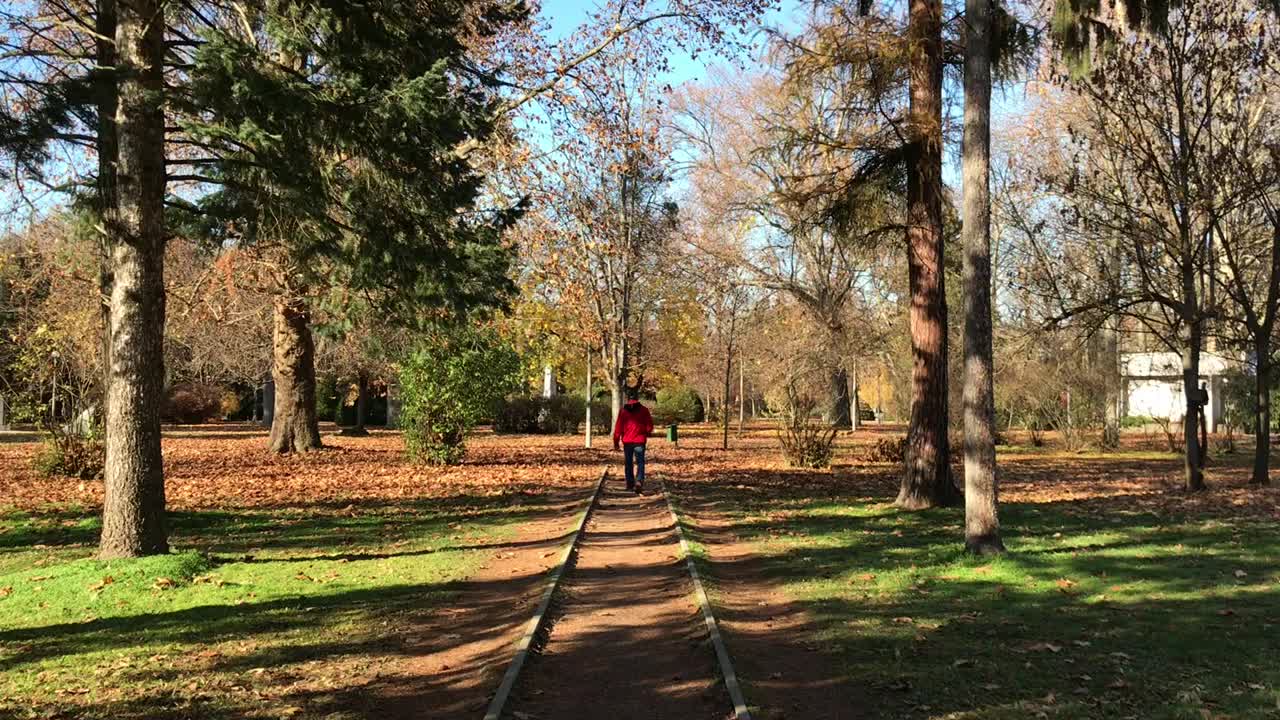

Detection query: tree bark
(98, 0), (168, 559)
(1102, 239), (1123, 448)
(738, 355), (745, 438)
(1253, 343), (1271, 486)
(961, 0), (1004, 554)
(722, 350), (733, 450)
(96, 0), (118, 431)
(850, 360), (861, 432)
(828, 366), (852, 428)
(385, 378), (401, 429)
(897, 0), (959, 510)
(610, 370), (625, 434)
(1102, 317), (1122, 448)
(1181, 315), (1206, 491)
(348, 373), (369, 435)
(269, 294), (322, 453)
(585, 347), (593, 448)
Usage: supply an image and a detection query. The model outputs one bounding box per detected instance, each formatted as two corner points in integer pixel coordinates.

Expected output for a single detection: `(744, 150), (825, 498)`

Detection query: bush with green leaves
(33, 426), (104, 480)
(399, 327), (522, 465)
(494, 396), (542, 433)
(493, 395), (609, 435)
(654, 385), (704, 424)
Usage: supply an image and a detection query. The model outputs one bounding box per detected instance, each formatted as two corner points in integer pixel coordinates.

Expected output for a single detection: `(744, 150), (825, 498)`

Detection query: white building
(1123, 352), (1243, 433)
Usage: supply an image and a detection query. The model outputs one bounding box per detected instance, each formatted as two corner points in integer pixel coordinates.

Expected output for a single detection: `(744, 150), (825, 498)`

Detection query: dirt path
(664, 498), (869, 720)
(505, 475), (733, 720)
(365, 482), (599, 719)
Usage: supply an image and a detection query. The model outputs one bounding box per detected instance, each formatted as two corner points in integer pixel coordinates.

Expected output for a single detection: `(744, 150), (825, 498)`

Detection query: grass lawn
(668, 424), (1280, 720)
(0, 427), (600, 719)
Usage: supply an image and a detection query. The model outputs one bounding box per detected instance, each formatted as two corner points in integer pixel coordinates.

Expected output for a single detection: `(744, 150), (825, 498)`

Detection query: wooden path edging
(481, 467), (608, 720)
(664, 488), (753, 720)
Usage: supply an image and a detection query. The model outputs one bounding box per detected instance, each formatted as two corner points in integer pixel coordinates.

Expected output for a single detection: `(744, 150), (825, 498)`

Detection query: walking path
(505, 476), (733, 720)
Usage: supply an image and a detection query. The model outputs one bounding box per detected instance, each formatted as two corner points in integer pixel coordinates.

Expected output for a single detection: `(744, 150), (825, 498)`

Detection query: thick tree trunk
(269, 295), (322, 453)
(1181, 316), (1206, 491)
(96, 0), (117, 431)
(897, 0), (959, 510)
(262, 374), (275, 427)
(961, 0), (1004, 555)
(98, 0), (168, 559)
(828, 366), (852, 428)
(850, 361), (861, 432)
(346, 374), (369, 435)
(1253, 345), (1271, 486)
(385, 379), (400, 429)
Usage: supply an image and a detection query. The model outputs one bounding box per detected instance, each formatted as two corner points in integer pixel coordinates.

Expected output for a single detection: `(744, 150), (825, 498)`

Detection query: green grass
(676, 486), (1280, 720)
(0, 496), (553, 719)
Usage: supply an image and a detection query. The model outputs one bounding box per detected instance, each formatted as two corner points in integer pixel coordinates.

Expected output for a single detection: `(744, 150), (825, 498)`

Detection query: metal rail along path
(481, 454), (751, 720)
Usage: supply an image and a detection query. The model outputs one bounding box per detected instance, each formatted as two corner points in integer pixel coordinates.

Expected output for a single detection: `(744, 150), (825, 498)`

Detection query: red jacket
(613, 401), (654, 445)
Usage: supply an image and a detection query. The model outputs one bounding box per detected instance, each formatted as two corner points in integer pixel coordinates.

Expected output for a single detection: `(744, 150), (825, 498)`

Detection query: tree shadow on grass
(0, 567), (564, 720)
(669, 468), (1280, 720)
(0, 486), (588, 561)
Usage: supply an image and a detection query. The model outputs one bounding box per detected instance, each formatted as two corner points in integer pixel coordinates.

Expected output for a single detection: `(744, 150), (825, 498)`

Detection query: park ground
(1, 423), (1278, 719)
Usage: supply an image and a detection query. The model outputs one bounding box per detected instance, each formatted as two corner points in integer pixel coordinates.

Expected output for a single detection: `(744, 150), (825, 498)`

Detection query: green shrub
(33, 427), (104, 480)
(541, 395), (585, 434)
(399, 327), (522, 465)
(494, 395), (604, 435)
(315, 375), (340, 422)
(589, 400), (611, 434)
(494, 396), (542, 433)
(655, 386), (703, 424)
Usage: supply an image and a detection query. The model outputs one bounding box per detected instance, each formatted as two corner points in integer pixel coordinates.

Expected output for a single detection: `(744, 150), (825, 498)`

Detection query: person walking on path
(613, 388), (654, 493)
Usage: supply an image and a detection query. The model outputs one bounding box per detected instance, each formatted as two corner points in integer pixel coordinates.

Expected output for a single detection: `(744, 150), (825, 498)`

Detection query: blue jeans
(623, 443), (646, 487)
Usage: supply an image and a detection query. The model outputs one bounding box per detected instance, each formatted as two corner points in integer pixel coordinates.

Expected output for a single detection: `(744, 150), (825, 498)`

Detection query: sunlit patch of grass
(0, 499), (535, 719)
(676, 465), (1280, 720)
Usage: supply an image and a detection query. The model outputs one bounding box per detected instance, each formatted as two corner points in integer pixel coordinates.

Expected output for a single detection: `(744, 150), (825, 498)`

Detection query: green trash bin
(666, 424), (679, 445)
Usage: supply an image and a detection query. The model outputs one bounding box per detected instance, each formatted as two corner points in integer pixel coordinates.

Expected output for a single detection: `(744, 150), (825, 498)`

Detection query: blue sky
(532, 0), (1034, 191)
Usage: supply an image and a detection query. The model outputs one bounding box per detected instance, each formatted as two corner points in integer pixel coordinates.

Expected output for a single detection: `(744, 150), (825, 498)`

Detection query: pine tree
(173, 0), (524, 452)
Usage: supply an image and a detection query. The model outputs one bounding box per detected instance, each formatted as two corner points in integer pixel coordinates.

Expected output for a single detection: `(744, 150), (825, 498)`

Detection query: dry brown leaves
(659, 424), (1280, 521)
(0, 424), (608, 513)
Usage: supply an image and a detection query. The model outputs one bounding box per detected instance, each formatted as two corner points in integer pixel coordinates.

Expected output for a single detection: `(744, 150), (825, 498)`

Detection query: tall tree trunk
(738, 355), (745, 438)
(828, 366), (852, 428)
(850, 360), (861, 432)
(1181, 313), (1206, 491)
(961, 0), (1004, 555)
(1102, 317), (1122, 448)
(1253, 341), (1271, 486)
(585, 347), (593, 448)
(96, 0), (118, 431)
(605, 341), (627, 434)
(354, 374), (369, 433)
(385, 378), (400, 429)
(722, 349), (732, 450)
(1102, 239), (1123, 448)
(269, 294), (322, 453)
(897, 0), (959, 510)
(99, 0), (168, 559)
